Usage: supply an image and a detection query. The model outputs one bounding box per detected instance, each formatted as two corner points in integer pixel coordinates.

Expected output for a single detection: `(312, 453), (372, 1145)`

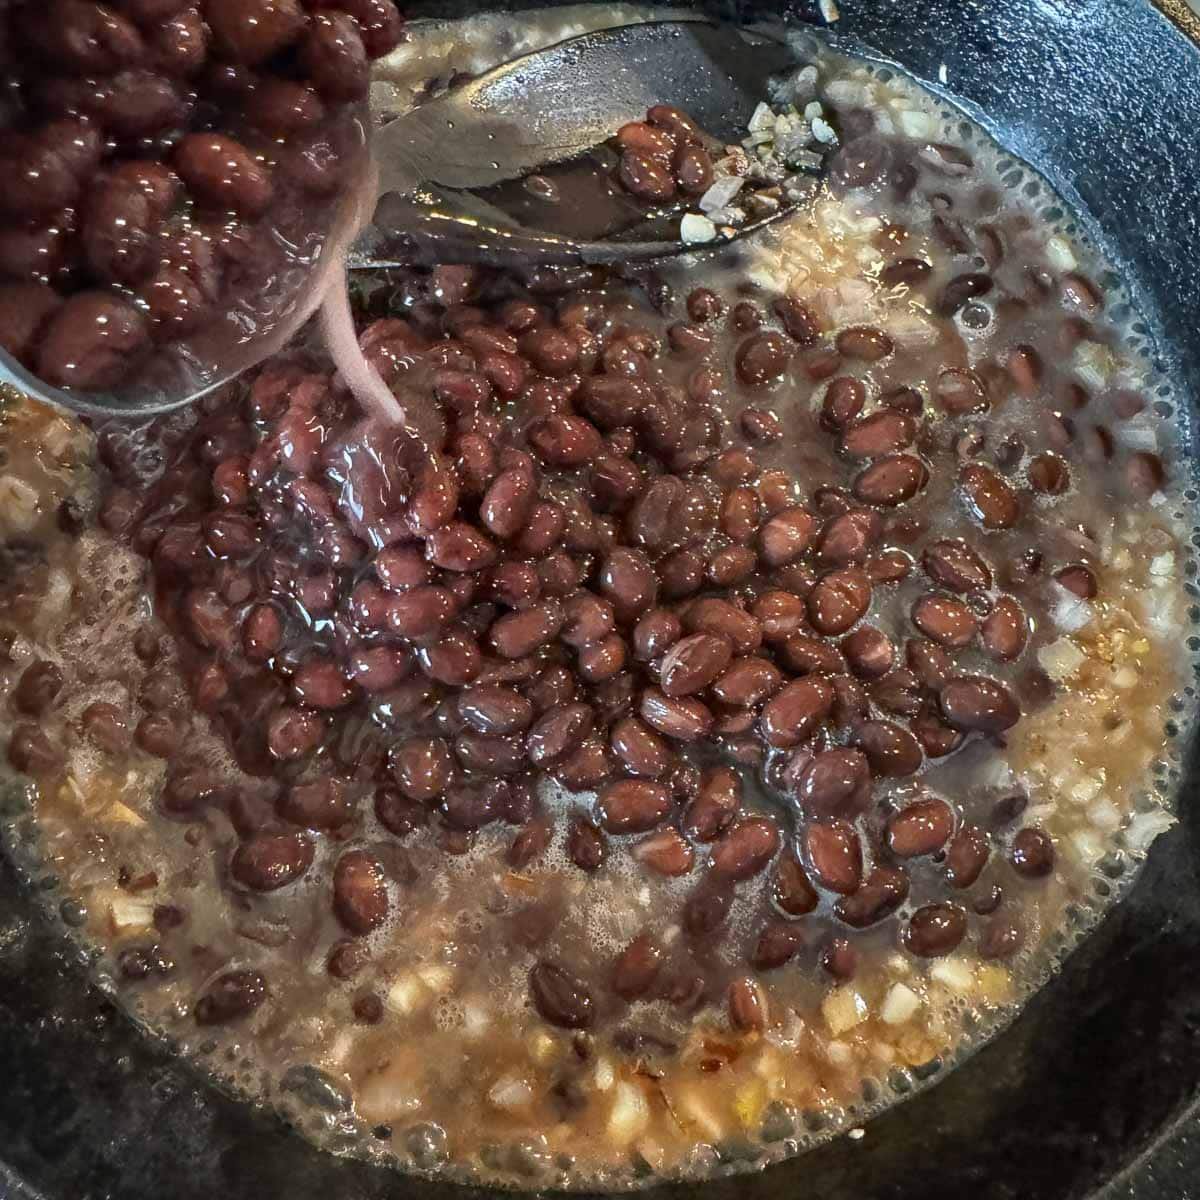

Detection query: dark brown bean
(266, 708), (325, 760)
(760, 677), (834, 748)
(1049, 562), (1096, 600)
(479, 467), (537, 540)
(173, 134), (273, 218)
(866, 547), (915, 585)
(681, 766), (740, 842)
(687, 288), (724, 322)
(559, 593), (614, 650)
(772, 850), (819, 916)
(610, 716), (671, 778)
(37, 291), (150, 389)
(940, 674), (1020, 733)
(718, 487), (760, 546)
(712, 657), (783, 707)
(811, 508), (878, 568)
(922, 539), (992, 593)
(735, 332), (790, 386)
(836, 326), (893, 361)
(458, 686), (533, 736)
(937, 273), (993, 316)
(795, 747), (871, 819)
(628, 609), (679, 662)
(944, 824), (990, 888)
(980, 595), (1028, 661)
(194, 970), (267, 1025)
(960, 463), (1020, 529)
(81, 701), (129, 754)
(646, 104), (704, 143)
(820, 937), (859, 980)
(618, 149), (676, 201)
(0, 283), (63, 365)
(299, 10), (370, 99)
(912, 594), (978, 648)
(776, 634), (844, 677)
(904, 902), (967, 957)
(598, 548), (658, 623)
(203, 0), (303, 62)
(911, 711), (964, 758)
(489, 600), (565, 659)
(710, 816), (781, 881)
(821, 377), (866, 430)
(631, 828), (694, 876)
(658, 547), (706, 599)
(935, 367), (989, 415)
(419, 628), (482, 687)
(134, 714), (177, 758)
(727, 975), (767, 1032)
(855, 719), (923, 776)
(752, 921), (804, 970)
(615, 120), (675, 161)
(612, 933), (664, 999)
(527, 703), (593, 768)
(1010, 826), (1055, 878)
(640, 688), (712, 741)
(840, 626), (894, 679)
(834, 865), (910, 928)
(530, 413), (602, 467)
(906, 638), (952, 688)
(757, 506), (817, 567)
(507, 817), (553, 869)
(567, 817), (606, 871)
(752, 590), (809, 642)
(422, 521), (496, 573)
(673, 144), (714, 194)
(278, 775), (356, 831)
(887, 797), (955, 857)
(389, 737), (452, 802)
(807, 567), (872, 635)
(231, 832), (314, 892)
(773, 296), (821, 345)
(597, 779), (672, 834)
(12, 660), (64, 716)
(871, 667), (923, 718)
(374, 787), (428, 839)
(881, 257), (932, 288)
(740, 407), (783, 444)
(659, 633), (732, 697)
(1027, 452), (1070, 496)
(853, 454), (928, 507)
(530, 962), (593, 1028)
(803, 820), (863, 894)
(683, 598), (762, 655)
(453, 733), (525, 778)
(840, 413), (913, 463)
(332, 850), (389, 935)
(82, 184), (156, 286)
(291, 658), (353, 711)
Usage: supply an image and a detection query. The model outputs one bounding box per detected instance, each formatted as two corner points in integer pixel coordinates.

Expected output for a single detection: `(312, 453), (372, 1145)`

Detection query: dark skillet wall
(3, 2), (1200, 1198)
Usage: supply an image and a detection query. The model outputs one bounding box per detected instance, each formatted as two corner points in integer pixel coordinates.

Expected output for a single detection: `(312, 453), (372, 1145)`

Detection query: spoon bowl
(356, 19), (813, 268)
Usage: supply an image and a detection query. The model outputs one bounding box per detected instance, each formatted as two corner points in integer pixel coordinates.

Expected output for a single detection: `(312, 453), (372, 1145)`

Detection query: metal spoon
(356, 19), (810, 269)
(1, 19), (809, 418)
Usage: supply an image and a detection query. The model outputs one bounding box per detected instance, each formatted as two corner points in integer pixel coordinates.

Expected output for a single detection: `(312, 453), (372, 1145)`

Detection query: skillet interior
(2, 0), (1200, 1196)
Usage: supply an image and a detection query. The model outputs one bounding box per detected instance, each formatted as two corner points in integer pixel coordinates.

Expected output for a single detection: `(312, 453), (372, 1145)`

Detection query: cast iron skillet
(3, 0), (1200, 1196)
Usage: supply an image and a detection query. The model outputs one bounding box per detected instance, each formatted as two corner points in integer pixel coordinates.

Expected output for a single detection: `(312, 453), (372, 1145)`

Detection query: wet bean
(803, 820), (863, 895)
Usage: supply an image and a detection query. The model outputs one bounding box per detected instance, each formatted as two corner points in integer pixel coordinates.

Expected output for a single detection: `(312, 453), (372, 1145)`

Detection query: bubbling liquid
(0, 16), (1195, 1192)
